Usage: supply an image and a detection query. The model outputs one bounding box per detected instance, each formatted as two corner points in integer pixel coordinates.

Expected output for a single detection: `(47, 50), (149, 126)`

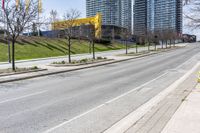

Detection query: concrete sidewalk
(0, 44), (187, 69)
(161, 83), (200, 133)
(0, 46), (186, 84)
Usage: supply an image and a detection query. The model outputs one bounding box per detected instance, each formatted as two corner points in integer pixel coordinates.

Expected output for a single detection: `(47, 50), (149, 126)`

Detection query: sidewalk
(0, 44), (186, 70)
(0, 51), (158, 83)
(0, 45), (186, 84)
(161, 83), (200, 133)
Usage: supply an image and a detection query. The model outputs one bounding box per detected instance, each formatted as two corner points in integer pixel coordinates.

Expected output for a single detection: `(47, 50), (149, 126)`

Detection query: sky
(43, 0), (86, 18)
(42, 0), (199, 40)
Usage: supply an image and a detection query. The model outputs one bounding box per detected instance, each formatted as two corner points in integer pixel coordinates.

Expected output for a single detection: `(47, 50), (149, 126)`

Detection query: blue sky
(43, 0), (86, 17)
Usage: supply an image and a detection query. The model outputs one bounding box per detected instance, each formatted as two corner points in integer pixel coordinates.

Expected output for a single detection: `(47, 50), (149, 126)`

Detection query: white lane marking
(43, 48), (198, 133)
(43, 104), (105, 133)
(106, 72), (168, 104)
(0, 90), (47, 104)
(103, 62), (200, 133)
(43, 72), (168, 133)
(176, 51), (200, 69)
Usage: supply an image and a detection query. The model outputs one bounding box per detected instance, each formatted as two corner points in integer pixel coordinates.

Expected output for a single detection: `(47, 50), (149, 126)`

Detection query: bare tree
(0, 0), (38, 71)
(184, 0), (200, 29)
(159, 31), (167, 49)
(63, 9), (81, 63)
(146, 30), (155, 51)
(50, 10), (59, 24)
(87, 23), (96, 59)
(120, 29), (132, 54)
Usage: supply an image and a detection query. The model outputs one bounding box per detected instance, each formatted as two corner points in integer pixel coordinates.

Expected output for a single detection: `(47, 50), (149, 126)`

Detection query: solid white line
(43, 72), (168, 133)
(0, 90), (47, 104)
(106, 72), (168, 104)
(103, 62), (200, 133)
(43, 104), (105, 133)
(43, 46), (197, 133)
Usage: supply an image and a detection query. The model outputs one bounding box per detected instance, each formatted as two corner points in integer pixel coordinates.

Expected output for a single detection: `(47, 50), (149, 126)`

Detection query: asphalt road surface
(0, 43), (199, 133)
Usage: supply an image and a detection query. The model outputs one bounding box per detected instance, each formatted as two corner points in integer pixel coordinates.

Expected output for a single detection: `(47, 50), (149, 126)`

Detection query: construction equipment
(52, 13), (102, 39)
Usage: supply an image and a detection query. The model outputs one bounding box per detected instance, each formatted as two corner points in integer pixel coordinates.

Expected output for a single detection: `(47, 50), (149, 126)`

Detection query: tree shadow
(45, 42), (66, 54)
(33, 41), (54, 50)
(20, 38), (38, 47)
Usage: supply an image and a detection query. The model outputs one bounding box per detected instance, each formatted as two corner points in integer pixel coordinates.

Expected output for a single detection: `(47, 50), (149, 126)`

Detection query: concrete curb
(103, 62), (200, 133)
(48, 59), (114, 67)
(0, 53), (156, 84)
(0, 69), (47, 77)
(0, 47), (184, 84)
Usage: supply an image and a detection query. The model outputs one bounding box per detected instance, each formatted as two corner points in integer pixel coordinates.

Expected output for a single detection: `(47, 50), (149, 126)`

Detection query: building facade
(133, 0), (147, 35)
(134, 0), (182, 35)
(86, 0), (132, 31)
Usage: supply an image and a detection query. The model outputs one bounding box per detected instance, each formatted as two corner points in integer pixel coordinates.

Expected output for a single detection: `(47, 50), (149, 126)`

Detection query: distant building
(134, 0), (182, 35)
(182, 34), (197, 43)
(86, 0), (132, 31)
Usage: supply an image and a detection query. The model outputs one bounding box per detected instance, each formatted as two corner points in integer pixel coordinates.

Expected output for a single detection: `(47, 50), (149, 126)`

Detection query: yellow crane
(52, 13), (102, 39)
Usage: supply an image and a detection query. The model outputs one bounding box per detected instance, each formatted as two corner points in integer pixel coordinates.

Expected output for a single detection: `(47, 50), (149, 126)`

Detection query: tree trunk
(174, 40), (176, 47)
(136, 43), (138, 53)
(125, 40), (128, 54)
(92, 40), (95, 59)
(89, 41), (92, 53)
(68, 38), (71, 63)
(11, 39), (15, 71)
(148, 42), (150, 51)
(161, 40), (164, 49)
(8, 40), (11, 63)
(155, 43), (156, 51)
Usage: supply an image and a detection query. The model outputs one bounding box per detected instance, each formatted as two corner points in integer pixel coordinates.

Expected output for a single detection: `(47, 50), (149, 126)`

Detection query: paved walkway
(125, 61), (199, 133)
(161, 83), (200, 133)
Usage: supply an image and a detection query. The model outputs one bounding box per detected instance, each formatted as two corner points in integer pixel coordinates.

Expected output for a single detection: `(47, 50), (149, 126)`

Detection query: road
(0, 43), (199, 133)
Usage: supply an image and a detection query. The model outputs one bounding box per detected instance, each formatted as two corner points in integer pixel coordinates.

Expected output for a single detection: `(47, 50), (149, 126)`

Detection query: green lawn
(0, 36), (128, 62)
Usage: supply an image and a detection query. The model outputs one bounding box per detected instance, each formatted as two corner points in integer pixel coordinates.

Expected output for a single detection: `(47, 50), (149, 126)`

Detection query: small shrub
(32, 66), (38, 69)
(80, 58), (88, 63)
(97, 57), (103, 60)
(61, 61), (65, 64)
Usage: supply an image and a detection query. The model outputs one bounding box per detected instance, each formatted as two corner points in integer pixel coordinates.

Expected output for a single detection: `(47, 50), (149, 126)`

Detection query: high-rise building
(133, 0), (147, 35)
(86, 0), (132, 30)
(134, 0), (182, 35)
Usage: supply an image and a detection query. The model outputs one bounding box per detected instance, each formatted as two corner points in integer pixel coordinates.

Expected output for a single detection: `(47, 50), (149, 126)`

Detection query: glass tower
(133, 0), (147, 35)
(86, 0), (132, 30)
(134, 0), (182, 35)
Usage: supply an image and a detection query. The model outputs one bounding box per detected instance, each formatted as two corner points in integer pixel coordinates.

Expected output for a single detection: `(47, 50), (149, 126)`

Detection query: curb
(0, 69), (47, 77)
(48, 59), (114, 67)
(103, 62), (200, 133)
(0, 47), (184, 84)
(0, 53), (155, 84)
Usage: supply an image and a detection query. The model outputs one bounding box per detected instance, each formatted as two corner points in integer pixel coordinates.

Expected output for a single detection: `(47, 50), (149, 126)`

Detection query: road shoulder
(161, 84), (200, 133)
